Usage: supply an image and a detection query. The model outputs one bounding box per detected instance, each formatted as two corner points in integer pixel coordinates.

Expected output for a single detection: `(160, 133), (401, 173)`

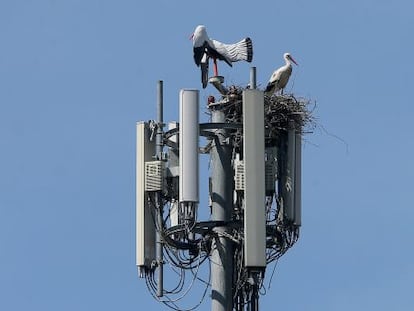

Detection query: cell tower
(136, 70), (313, 311)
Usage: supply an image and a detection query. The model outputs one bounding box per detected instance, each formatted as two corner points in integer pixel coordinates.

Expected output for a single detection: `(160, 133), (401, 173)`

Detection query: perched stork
(191, 25), (253, 88)
(265, 53), (298, 95)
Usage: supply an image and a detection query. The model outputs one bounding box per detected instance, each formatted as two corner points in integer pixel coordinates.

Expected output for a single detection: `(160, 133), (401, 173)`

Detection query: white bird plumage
(192, 25), (253, 88)
(265, 53), (298, 95)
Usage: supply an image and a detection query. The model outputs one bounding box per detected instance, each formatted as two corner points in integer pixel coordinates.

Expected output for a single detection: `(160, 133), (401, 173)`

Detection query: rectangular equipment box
(242, 90), (266, 268)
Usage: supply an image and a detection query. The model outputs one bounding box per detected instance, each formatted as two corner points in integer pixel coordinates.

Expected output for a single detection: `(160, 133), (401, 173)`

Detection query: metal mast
(209, 106), (233, 311)
(156, 80), (164, 297)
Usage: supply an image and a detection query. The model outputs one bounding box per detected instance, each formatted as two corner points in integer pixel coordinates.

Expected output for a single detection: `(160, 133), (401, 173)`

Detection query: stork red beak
(189, 33), (194, 40)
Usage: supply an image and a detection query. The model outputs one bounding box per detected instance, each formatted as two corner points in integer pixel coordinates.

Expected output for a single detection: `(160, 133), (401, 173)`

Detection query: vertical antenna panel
(167, 122), (179, 177)
(294, 132), (302, 226)
(170, 201), (179, 228)
(179, 90), (199, 202)
(285, 124), (296, 222)
(167, 122), (179, 227)
(265, 147), (277, 195)
(243, 89), (266, 268)
(136, 122), (156, 273)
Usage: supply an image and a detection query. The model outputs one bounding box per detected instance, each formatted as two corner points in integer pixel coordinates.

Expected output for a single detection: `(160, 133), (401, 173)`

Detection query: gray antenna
(136, 71), (311, 310)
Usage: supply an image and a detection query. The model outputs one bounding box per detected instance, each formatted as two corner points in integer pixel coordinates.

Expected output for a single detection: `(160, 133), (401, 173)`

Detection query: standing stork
(191, 25), (253, 88)
(265, 52), (298, 95)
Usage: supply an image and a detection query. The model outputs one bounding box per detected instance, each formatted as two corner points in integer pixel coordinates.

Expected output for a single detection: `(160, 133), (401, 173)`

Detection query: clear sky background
(1, 0), (413, 310)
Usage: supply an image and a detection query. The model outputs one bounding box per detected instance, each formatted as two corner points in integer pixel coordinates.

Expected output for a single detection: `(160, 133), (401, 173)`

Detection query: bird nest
(208, 85), (316, 149)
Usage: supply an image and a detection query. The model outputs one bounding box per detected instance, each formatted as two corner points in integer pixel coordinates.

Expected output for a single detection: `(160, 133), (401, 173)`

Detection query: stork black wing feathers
(201, 61), (208, 88)
(194, 42), (233, 67)
(193, 43), (208, 66)
(245, 37), (253, 62)
(206, 45), (232, 67)
(265, 80), (277, 93)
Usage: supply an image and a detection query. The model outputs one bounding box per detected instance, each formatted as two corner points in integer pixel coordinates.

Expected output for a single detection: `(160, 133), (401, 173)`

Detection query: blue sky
(1, 0), (413, 310)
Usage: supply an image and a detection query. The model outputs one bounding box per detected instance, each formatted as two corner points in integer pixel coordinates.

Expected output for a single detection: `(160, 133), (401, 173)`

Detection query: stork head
(190, 25), (208, 47)
(284, 52), (298, 66)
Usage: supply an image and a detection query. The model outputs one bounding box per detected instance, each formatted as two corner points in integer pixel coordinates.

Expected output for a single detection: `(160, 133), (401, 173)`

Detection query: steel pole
(156, 80), (164, 297)
(210, 108), (233, 311)
(250, 67), (257, 89)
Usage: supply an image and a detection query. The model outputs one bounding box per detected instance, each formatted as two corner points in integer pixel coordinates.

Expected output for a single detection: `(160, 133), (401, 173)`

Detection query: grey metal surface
(156, 81), (164, 297)
(136, 122), (156, 271)
(243, 89), (266, 268)
(285, 121), (296, 222)
(210, 109), (233, 311)
(179, 90), (199, 202)
(250, 66), (257, 89)
(294, 132), (302, 226)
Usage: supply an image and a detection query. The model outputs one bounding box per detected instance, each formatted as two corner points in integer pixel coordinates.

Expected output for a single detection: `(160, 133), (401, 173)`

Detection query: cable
(143, 246), (211, 311)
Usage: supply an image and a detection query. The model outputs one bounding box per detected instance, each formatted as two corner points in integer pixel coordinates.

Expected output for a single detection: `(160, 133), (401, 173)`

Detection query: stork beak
(290, 55), (298, 66)
(189, 33), (194, 40)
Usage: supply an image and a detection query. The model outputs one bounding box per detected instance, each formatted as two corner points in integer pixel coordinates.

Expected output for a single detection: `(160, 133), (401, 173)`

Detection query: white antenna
(135, 122), (156, 277)
(179, 90), (199, 203)
(242, 89), (266, 268)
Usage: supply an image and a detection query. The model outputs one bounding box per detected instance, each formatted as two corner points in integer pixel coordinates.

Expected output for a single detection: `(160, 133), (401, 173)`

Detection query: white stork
(191, 25), (253, 88)
(265, 53), (298, 95)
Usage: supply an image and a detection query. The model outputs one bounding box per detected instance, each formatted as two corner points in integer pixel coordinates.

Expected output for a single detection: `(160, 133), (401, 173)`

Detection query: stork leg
(213, 58), (219, 76)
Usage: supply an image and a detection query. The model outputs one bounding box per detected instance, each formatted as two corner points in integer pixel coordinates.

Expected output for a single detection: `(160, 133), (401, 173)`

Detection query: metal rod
(210, 108), (233, 311)
(156, 80), (164, 159)
(251, 285), (258, 311)
(248, 271), (260, 311)
(250, 67), (257, 89)
(209, 76), (228, 95)
(156, 80), (164, 297)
